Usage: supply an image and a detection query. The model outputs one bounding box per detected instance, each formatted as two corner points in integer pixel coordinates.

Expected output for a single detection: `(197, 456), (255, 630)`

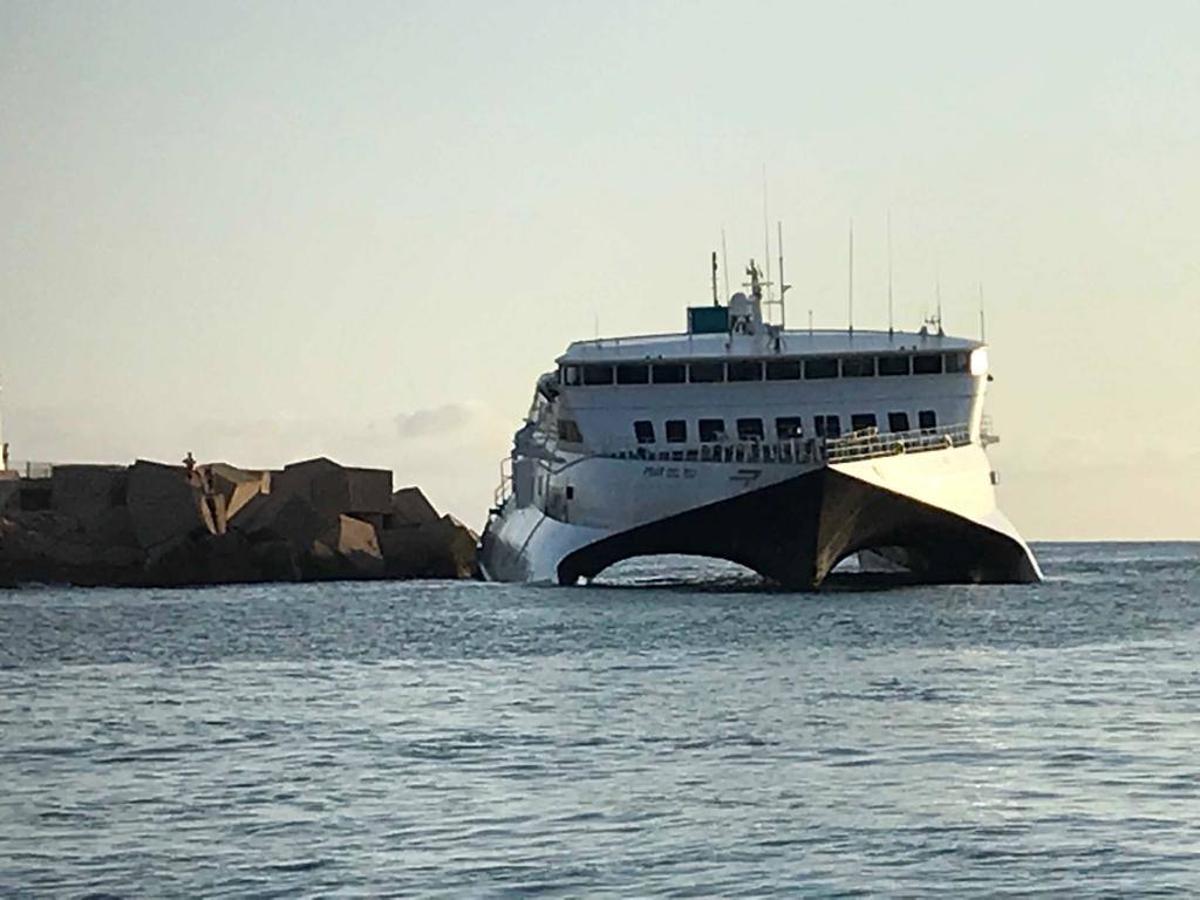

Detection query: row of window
(562, 352), (967, 386)
(631, 410), (939, 444)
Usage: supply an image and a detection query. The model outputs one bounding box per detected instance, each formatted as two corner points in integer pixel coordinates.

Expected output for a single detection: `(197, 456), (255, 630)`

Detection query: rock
(126, 460), (213, 551)
(231, 491), (335, 551)
(272, 457), (393, 519)
(379, 513), (478, 578)
(200, 463), (270, 520)
(327, 514), (384, 578)
(51, 465), (128, 526)
(387, 486), (439, 527)
(0, 511), (146, 586)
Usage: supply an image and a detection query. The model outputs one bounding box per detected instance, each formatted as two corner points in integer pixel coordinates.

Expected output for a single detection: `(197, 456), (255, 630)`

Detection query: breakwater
(0, 457), (477, 587)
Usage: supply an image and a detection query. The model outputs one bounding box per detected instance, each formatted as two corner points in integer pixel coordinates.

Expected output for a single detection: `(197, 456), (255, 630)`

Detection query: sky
(1, 0), (1197, 538)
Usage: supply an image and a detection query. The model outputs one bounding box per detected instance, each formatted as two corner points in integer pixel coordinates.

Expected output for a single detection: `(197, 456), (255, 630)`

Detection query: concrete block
(126, 460), (212, 551)
(51, 465), (128, 524)
(232, 491), (334, 551)
(272, 457), (393, 518)
(379, 513), (478, 579)
(387, 487), (439, 527)
(201, 463), (271, 520)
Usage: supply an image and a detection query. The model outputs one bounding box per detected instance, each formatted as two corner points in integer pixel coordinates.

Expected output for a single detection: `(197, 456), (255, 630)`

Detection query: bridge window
(878, 355), (910, 376)
(944, 352), (968, 373)
(841, 356), (876, 377)
(617, 364), (650, 384)
(814, 415), (841, 438)
(634, 420), (655, 444)
(728, 360), (763, 382)
(804, 357), (839, 379)
(665, 420), (687, 443)
(912, 354), (942, 375)
(562, 365), (581, 385)
(918, 409), (937, 431)
(765, 359), (801, 380)
(775, 416), (804, 439)
(652, 363), (686, 384)
(698, 418), (726, 442)
(851, 413), (878, 432)
(736, 418), (764, 440)
(582, 365), (613, 385)
(557, 419), (583, 443)
(888, 411), (911, 433)
(689, 362), (725, 383)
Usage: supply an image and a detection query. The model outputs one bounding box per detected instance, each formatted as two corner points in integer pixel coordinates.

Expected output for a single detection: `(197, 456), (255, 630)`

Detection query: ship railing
(597, 422), (973, 467)
(492, 456), (513, 509)
(603, 437), (822, 466)
(980, 414), (1000, 447)
(823, 423), (972, 464)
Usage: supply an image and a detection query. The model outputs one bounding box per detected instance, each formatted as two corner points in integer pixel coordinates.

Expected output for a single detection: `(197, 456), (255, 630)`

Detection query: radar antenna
(711, 251), (719, 307)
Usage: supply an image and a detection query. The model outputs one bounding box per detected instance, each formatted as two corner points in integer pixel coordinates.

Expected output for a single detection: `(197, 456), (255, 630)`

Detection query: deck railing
(492, 422), (975, 505)
(822, 423), (971, 463)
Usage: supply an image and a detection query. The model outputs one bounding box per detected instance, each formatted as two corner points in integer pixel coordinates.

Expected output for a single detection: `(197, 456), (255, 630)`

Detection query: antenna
(777, 221), (790, 329)
(808, 308), (813, 336)
(711, 251), (719, 306)
(886, 211), (894, 338)
(720, 228), (730, 300)
(762, 166), (773, 303)
(979, 282), (986, 341)
(935, 277), (944, 336)
(848, 219), (854, 336)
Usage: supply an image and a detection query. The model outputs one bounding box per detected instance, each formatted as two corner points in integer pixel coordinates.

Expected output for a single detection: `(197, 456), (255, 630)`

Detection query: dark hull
(557, 466), (1040, 589)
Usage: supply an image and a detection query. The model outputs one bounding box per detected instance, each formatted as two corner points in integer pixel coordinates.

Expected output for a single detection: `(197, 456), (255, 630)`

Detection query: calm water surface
(2, 542), (1199, 896)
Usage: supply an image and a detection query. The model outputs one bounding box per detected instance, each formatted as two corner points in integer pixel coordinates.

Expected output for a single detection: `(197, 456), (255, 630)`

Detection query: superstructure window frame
(652, 363), (686, 384)
(736, 418), (765, 441)
(877, 355), (910, 376)
(918, 409), (938, 432)
(804, 357), (839, 380)
(665, 420), (687, 443)
(814, 415), (842, 438)
(616, 363), (650, 385)
(850, 413), (878, 432)
(698, 418), (726, 442)
(841, 356), (876, 378)
(944, 352), (968, 373)
(633, 420), (655, 444)
(765, 359), (802, 380)
(912, 354), (943, 375)
(727, 360), (763, 382)
(887, 411), (911, 433)
(581, 364), (614, 386)
(689, 361), (726, 383)
(775, 416), (804, 439)
(561, 365), (581, 386)
(557, 419), (583, 443)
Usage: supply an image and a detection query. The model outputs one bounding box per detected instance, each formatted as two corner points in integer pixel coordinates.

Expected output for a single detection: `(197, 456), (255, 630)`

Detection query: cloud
(394, 403), (474, 439)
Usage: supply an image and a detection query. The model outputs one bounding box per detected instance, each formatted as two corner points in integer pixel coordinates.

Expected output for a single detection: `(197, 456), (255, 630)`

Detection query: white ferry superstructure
(479, 263), (1041, 588)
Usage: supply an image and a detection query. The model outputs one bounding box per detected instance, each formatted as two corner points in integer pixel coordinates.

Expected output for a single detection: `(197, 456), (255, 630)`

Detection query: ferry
(479, 255), (1041, 588)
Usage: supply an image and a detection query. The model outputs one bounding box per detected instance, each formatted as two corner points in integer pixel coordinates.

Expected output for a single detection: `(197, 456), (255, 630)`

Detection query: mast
(777, 221), (790, 329)
(721, 228), (730, 300)
(936, 277), (944, 336)
(848, 219), (854, 336)
(762, 167), (773, 304)
(887, 211), (894, 338)
(711, 251), (719, 307)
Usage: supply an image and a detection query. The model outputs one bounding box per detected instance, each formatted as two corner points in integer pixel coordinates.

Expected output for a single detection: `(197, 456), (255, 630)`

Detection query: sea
(2, 542), (1199, 897)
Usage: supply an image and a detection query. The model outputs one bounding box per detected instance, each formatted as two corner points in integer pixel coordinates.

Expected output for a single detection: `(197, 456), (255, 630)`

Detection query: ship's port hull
(479, 445), (1041, 589)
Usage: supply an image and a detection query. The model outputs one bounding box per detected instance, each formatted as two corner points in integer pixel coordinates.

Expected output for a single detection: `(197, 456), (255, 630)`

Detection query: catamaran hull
(479, 445), (1041, 589)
